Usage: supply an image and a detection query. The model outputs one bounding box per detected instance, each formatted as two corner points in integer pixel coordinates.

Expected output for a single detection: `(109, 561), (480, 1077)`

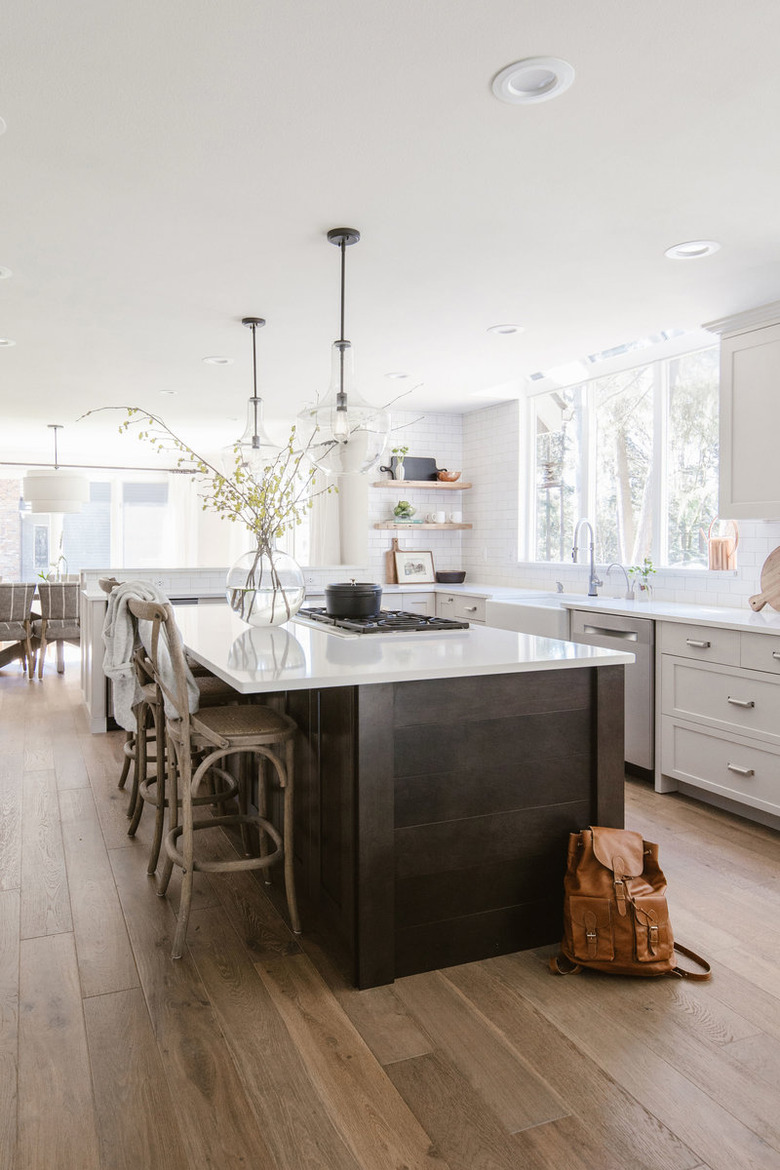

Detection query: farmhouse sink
(484, 593), (585, 638)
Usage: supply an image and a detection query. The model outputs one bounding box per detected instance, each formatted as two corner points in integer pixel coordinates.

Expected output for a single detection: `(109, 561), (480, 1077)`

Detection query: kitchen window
(531, 345), (719, 568)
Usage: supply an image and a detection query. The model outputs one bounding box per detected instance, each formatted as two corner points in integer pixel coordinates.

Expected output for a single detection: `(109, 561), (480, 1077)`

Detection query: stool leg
(127, 702), (149, 829)
(282, 738), (301, 934)
(157, 735), (179, 898)
(56, 640), (65, 674)
(170, 752), (196, 960)
(118, 732), (133, 790)
(256, 753), (270, 878)
(147, 706), (167, 874)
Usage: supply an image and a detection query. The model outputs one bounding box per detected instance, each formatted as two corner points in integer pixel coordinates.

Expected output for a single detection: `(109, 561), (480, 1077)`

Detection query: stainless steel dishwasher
(569, 609), (655, 774)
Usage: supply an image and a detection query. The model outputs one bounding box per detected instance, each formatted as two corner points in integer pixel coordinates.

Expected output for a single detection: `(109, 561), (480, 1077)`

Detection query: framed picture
(394, 549), (435, 584)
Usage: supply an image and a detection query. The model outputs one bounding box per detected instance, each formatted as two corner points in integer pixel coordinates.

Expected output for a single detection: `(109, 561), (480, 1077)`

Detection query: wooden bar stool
(128, 597), (301, 957)
(100, 578), (238, 873)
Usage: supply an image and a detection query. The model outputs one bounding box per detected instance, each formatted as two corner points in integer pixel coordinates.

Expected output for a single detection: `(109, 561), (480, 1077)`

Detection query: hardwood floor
(2, 654), (779, 1169)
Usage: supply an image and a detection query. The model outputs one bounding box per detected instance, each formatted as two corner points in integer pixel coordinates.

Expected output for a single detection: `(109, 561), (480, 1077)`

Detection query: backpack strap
(669, 942), (711, 981)
(549, 953), (582, 976)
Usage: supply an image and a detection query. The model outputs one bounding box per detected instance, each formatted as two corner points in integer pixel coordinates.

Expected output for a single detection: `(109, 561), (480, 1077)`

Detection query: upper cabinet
(705, 301), (780, 519)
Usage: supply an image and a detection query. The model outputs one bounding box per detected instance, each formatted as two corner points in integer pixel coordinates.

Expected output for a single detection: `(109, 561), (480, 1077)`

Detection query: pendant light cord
(337, 239), (347, 405)
(250, 321), (260, 447)
(339, 239), (346, 343)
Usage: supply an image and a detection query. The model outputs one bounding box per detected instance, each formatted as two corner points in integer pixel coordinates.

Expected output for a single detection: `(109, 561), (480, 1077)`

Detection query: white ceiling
(2, 0), (780, 465)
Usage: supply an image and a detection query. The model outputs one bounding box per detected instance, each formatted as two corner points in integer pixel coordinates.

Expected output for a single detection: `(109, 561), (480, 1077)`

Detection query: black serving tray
(381, 456), (440, 481)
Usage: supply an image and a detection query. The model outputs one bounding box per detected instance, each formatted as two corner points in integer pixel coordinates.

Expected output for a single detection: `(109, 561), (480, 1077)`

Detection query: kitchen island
(174, 604), (633, 987)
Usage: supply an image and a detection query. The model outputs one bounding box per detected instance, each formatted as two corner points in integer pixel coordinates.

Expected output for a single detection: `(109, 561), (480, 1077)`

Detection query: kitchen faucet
(606, 562), (633, 599)
(572, 518), (602, 596)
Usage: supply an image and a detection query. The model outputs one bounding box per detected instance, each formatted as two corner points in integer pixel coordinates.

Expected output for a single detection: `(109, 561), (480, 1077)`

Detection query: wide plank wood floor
(2, 653), (779, 1169)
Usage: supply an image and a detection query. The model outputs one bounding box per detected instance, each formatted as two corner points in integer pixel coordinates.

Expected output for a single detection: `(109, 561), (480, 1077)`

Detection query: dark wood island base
(283, 663), (625, 988)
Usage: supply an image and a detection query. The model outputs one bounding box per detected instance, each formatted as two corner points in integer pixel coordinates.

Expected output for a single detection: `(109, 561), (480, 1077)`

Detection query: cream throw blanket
(102, 580), (199, 732)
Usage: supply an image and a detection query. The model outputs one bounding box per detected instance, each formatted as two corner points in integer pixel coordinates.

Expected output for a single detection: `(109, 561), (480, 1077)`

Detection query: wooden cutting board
(749, 546), (780, 611)
(385, 538), (400, 584)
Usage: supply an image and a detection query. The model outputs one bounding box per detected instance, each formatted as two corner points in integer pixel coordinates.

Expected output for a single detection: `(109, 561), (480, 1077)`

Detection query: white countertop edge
(556, 596), (780, 634)
(186, 646), (635, 694)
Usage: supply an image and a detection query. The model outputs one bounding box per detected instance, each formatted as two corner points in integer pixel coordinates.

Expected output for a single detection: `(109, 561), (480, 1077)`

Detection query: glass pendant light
(221, 317), (281, 481)
(299, 228), (390, 476)
(22, 425), (89, 513)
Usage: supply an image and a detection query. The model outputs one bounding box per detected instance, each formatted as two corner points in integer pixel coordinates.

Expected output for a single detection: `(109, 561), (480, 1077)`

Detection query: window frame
(525, 341), (719, 568)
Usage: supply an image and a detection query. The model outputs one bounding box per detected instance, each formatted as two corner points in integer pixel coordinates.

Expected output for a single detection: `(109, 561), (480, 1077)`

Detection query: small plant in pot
(393, 499), (416, 522)
(628, 556), (655, 598)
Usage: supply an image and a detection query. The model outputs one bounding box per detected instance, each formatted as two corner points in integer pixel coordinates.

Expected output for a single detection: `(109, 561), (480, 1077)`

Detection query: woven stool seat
(190, 703), (296, 747)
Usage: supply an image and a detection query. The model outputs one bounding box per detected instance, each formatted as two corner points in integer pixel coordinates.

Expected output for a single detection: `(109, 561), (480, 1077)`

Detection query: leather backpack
(550, 826), (711, 980)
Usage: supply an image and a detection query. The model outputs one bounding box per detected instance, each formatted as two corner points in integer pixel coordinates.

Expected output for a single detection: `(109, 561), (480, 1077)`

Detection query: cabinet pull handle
(727, 763), (755, 777)
(465, 606), (478, 612)
(772, 651), (780, 660)
(686, 638), (711, 648)
(727, 696), (755, 708)
(582, 625), (638, 641)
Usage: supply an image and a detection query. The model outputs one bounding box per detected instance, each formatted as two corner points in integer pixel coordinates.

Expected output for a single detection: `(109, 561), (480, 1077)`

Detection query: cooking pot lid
(326, 581), (382, 591)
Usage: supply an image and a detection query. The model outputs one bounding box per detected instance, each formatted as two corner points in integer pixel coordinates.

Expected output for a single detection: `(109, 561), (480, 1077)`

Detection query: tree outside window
(532, 346), (719, 567)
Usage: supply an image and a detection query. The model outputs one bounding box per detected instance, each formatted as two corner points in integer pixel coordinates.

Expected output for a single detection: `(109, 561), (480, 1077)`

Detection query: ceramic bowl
(437, 470), (461, 482)
(435, 570), (466, 583)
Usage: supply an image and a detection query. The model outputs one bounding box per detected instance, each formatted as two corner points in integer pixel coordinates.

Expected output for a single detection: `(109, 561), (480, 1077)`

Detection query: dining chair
(128, 596), (301, 958)
(33, 581), (81, 678)
(0, 583), (37, 678)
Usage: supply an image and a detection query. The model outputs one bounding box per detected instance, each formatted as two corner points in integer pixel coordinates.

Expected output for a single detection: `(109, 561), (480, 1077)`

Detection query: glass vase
(225, 546), (305, 627)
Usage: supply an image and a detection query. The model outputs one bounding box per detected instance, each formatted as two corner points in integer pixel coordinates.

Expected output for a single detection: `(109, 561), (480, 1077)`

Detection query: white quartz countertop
(173, 602), (633, 694)
(556, 595), (780, 634)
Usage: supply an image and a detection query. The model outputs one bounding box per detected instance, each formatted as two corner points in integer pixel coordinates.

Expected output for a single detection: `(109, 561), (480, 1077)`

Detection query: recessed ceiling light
(160, 390), (177, 396)
(664, 240), (721, 260)
(492, 57), (575, 105)
(0, 338), (16, 347)
(202, 355), (233, 365)
(487, 323), (524, 335)
(0, 267), (12, 280)
(384, 371), (410, 379)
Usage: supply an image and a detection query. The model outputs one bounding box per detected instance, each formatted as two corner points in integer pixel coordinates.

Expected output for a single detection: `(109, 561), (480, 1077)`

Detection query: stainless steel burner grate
(296, 608), (469, 633)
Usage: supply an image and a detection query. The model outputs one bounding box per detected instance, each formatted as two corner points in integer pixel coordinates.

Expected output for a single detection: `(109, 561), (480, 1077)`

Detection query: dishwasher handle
(581, 624), (638, 641)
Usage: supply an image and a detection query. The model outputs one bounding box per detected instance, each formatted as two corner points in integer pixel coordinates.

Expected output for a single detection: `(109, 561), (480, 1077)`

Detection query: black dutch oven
(325, 580), (383, 618)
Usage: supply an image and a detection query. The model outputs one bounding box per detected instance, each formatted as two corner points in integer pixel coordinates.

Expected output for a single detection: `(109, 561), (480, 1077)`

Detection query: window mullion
(653, 360), (667, 566)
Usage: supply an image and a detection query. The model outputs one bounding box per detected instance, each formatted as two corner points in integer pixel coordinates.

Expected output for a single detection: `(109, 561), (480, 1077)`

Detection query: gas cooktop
(295, 607), (470, 634)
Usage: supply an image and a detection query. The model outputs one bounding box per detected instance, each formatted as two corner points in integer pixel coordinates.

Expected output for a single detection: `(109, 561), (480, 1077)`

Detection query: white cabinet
(435, 592), (486, 624)
(398, 591), (435, 617)
(705, 301), (780, 518)
(658, 620), (780, 820)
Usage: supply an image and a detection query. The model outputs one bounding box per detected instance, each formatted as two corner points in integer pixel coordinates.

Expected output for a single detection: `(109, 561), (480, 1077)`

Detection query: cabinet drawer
(661, 717), (780, 816)
(658, 621), (739, 665)
(436, 593), (485, 623)
(399, 592), (435, 617)
(740, 630), (780, 675)
(660, 656), (780, 746)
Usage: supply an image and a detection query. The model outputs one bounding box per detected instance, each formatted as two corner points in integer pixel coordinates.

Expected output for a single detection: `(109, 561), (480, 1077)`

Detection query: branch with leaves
(81, 406), (335, 549)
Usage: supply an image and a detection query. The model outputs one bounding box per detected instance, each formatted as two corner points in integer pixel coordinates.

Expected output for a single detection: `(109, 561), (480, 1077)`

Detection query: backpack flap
(589, 826), (645, 917)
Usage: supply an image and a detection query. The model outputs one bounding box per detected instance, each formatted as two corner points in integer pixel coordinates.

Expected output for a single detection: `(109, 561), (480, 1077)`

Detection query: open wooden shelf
(374, 522), (472, 530)
(372, 480), (472, 490)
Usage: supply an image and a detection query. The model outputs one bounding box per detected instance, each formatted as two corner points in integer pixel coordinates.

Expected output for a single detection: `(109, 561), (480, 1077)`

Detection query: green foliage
(82, 406), (335, 553)
(628, 556), (655, 581)
(392, 444), (409, 460)
(393, 499), (415, 518)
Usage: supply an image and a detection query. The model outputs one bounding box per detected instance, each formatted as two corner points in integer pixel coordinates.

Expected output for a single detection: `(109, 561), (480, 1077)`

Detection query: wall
(367, 409), (464, 584)
(462, 400), (780, 607)
(0, 477), (22, 580)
